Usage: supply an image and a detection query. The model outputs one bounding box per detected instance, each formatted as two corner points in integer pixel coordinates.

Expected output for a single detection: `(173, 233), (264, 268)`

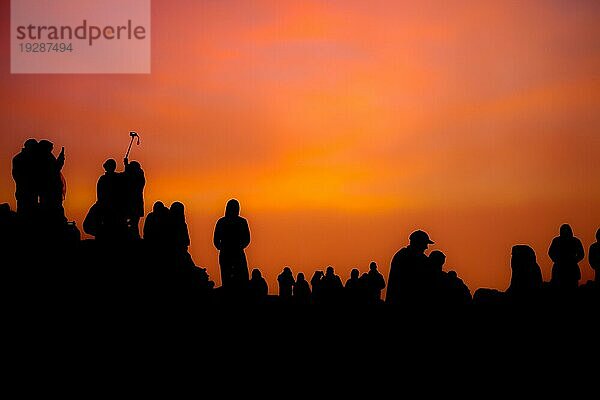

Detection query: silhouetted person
(321, 266), (343, 304)
(93, 158), (126, 239)
(278, 266), (295, 301)
(426, 250), (447, 304)
(549, 224), (584, 291)
(12, 139), (38, 217)
(143, 201), (170, 244)
(36, 140), (65, 223)
(213, 199), (251, 290)
(122, 158), (145, 239)
(507, 245), (543, 301)
(169, 202), (190, 251)
(310, 270), (324, 304)
(386, 230), (433, 305)
(248, 268), (268, 303)
(293, 272), (311, 304)
(590, 229), (600, 284)
(445, 270), (471, 306)
(97, 159), (119, 207)
(345, 268), (362, 304)
(428, 251), (471, 307)
(362, 261), (385, 304)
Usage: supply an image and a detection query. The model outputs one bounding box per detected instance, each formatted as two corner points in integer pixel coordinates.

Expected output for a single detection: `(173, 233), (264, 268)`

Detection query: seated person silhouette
(386, 230), (433, 305)
(590, 229), (600, 284)
(213, 199), (251, 290)
(426, 250), (448, 304)
(549, 224), (584, 291)
(277, 266), (295, 301)
(428, 251), (471, 306)
(248, 268), (268, 303)
(507, 245), (543, 301)
(293, 272), (311, 304)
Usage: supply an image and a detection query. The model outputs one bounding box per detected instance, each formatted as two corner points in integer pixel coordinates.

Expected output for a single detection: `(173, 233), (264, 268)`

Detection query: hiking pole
(125, 131), (141, 159)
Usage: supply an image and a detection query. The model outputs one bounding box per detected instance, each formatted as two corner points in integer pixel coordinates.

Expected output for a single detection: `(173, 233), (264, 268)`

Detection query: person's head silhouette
(251, 268), (262, 280)
(560, 224), (573, 238)
(38, 139), (53, 152)
(326, 266), (334, 276)
(282, 266), (292, 276)
(103, 159), (116, 173)
(170, 201), (185, 218)
(429, 250), (446, 271)
(23, 138), (38, 151)
(153, 201), (165, 213)
(225, 199), (240, 217)
(350, 268), (359, 279)
(297, 272), (305, 282)
(512, 245), (536, 265)
(129, 161), (142, 171)
(369, 261), (378, 271)
(409, 230), (434, 252)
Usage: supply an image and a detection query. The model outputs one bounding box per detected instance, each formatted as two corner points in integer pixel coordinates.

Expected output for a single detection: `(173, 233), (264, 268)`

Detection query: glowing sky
(1, 0), (599, 293)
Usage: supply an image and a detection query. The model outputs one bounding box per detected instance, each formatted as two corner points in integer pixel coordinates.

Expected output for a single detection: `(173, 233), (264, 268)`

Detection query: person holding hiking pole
(123, 131), (145, 239)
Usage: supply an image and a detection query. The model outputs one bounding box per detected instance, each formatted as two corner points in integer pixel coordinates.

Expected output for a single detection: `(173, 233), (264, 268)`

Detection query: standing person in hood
(213, 199), (251, 290)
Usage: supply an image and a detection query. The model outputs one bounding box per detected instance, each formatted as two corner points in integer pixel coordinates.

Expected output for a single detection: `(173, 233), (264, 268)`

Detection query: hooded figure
(143, 201), (170, 244)
(507, 245), (543, 300)
(213, 199), (251, 289)
(169, 201), (190, 251)
(549, 224), (584, 291)
(277, 266), (295, 300)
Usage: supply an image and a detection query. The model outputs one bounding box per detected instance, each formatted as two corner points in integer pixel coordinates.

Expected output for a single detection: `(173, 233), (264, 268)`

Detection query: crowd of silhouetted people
(1, 139), (598, 309)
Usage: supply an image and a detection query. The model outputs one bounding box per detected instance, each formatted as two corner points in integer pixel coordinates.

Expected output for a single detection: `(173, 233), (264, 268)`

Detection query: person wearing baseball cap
(409, 230), (434, 245)
(386, 229), (434, 305)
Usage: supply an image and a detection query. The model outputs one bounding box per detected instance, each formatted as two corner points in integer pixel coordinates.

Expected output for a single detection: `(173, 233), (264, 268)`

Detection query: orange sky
(1, 0), (599, 294)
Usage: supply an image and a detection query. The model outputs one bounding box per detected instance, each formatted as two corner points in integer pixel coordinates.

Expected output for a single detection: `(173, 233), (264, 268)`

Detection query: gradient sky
(1, 0), (599, 294)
